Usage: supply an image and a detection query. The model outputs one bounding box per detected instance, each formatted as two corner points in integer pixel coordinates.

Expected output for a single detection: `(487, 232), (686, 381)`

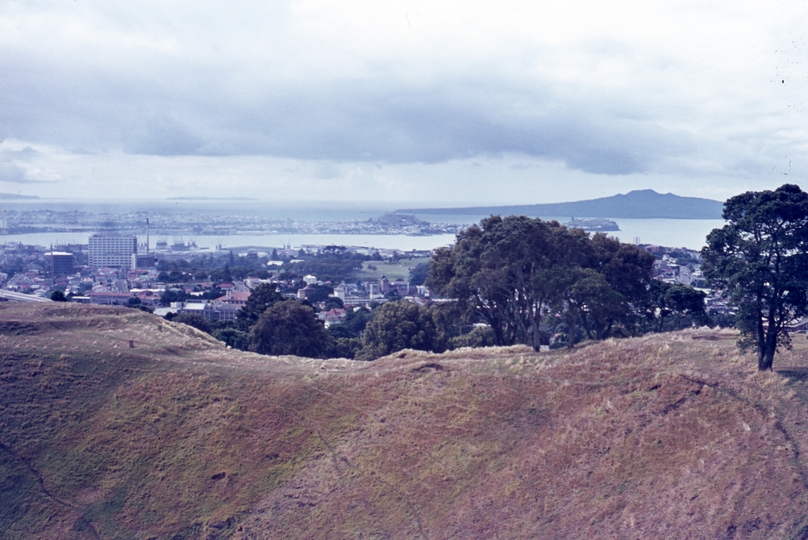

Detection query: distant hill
(399, 189), (724, 219)
(3, 303), (808, 539)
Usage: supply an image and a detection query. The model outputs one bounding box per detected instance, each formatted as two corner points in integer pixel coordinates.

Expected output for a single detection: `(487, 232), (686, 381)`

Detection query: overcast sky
(0, 0), (806, 205)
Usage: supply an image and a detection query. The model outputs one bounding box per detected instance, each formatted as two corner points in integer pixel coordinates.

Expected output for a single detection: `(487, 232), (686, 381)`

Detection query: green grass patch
(353, 257), (428, 281)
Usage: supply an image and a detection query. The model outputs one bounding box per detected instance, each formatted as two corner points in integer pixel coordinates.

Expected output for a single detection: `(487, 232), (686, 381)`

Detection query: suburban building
(88, 291), (133, 305)
(176, 300), (240, 321)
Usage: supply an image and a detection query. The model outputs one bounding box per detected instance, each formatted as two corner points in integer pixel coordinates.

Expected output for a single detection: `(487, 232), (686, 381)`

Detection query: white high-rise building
(88, 233), (137, 269)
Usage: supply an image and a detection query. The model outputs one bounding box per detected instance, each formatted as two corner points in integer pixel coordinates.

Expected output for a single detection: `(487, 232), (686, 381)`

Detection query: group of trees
(427, 215), (706, 351)
(155, 251), (271, 284)
(236, 284), (442, 360)
(153, 245), (376, 286)
(169, 278), (452, 361)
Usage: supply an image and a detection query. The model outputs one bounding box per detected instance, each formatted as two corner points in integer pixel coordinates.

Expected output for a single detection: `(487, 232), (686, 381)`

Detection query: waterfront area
(0, 199), (723, 252)
(0, 206), (465, 239)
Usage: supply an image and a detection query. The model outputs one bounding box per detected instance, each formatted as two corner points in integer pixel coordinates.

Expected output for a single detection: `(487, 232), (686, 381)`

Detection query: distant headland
(166, 197), (258, 201)
(398, 189), (724, 220)
(0, 193), (39, 200)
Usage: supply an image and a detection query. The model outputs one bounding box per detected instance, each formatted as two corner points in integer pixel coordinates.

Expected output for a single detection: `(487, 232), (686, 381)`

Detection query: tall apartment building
(44, 251), (75, 277)
(88, 234), (138, 270)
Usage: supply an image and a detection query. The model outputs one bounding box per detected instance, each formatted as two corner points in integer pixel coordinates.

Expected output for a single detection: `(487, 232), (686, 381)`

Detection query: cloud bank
(0, 0), (806, 202)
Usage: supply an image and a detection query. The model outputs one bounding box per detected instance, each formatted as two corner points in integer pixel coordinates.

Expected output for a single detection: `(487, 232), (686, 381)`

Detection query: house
(318, 308), (347, 327)
(297, 283), (317, 300)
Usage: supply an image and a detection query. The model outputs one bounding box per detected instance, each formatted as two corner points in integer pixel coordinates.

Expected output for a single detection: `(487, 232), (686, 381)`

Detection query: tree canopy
(248, 300), (334, 358)
(237, 283), (283, 329)
(49, 290), (67, 302)
(647, 281), (708, 333)
(173, 313), (213, 334)
(427, 215), (655, 350)
(358, 300), (438, 360)
(702, 184), (808, 370)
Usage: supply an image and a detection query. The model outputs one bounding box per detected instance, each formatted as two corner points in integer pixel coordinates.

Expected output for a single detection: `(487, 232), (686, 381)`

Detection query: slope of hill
(398, 189), (724, 219)
(3, 303), (808, 539)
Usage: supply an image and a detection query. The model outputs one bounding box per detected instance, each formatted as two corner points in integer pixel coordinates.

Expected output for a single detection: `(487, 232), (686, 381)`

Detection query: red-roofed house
(318, 308), (347, 327)
(217, 290), (251, 306)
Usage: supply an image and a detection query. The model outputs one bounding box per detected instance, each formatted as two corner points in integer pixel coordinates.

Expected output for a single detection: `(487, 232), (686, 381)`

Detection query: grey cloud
(0, 146), (37, 162)
(0, 162), (27, 183)
(169, 83), (688, 177)
(312, 162), (341, 179)
(2, 146), (38, 160)
(0, 51), (748, 178)
(0, 161), (51, 184)
(123, 113), (206, 155)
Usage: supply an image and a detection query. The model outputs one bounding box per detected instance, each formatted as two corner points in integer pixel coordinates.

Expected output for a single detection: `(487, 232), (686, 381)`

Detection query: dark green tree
(449, 325), (497, 349)
(408, 262), (430, 286)
(50, 290), (67, 302)
(384, 289), (401, 301)
(160, 288), (189, 306)
(342, 307), (373, 338)
(647, 281), (708, 332)
(231, 266), (249, 280)
(429, 301), (467, 351)
(357, 300), (438, 360)
(428, 216), (654, 350)
(307, 284), (334, 304)
(428, 216), (545, 348)
(329, 337), (363, 359)
(173, 313), (213, 334)
(324, 296), (345, 310)
(328, 324), (353, 339)
(569, 270), (629, 340)
(237, 283), (283, 329)
(702, 184), (808, 370)
(248, 300), (334, 358)
(587, 233), (655, 335)
(213, 328), (249, 350)
(168, 269), (185, 283)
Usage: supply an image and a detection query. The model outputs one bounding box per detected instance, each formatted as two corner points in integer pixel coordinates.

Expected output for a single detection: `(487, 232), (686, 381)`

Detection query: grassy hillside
(3, 303), (808, 539)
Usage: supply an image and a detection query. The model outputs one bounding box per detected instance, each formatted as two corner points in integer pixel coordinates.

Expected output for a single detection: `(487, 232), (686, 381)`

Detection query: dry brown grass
(3, 303), (808, 539)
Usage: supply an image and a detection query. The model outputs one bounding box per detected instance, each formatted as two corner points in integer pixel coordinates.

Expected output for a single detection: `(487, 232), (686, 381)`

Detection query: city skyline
(1, 1), (806, 205)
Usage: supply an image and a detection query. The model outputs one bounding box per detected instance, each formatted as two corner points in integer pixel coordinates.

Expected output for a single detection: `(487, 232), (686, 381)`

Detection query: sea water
(0, 199), (725, 251)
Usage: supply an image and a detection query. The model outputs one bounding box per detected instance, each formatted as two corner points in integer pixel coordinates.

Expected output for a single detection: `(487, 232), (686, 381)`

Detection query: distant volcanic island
(398, 189), (723, 220)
